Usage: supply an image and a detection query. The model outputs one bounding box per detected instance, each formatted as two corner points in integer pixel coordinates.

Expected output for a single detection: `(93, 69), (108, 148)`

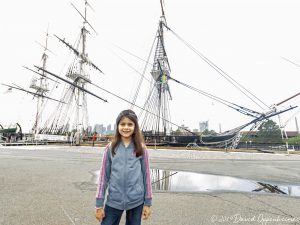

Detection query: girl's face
(118, 116), (135, 139)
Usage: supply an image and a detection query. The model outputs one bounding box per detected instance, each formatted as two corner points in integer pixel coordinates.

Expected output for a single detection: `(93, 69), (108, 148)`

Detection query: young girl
(95, 109), (152, 225)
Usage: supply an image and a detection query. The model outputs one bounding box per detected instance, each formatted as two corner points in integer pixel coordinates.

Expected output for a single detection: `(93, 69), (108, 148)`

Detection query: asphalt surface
(0, 145), (300, 225)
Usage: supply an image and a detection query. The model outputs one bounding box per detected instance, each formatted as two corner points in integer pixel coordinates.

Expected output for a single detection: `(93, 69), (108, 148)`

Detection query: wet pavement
(93, 169), (300, 196)
(0, 145), (300, 225)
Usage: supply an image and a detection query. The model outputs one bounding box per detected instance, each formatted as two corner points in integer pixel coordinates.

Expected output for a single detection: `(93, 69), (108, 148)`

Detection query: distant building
(192, 129), (199, 133)
(87, 126), (92, 134)
(199, 121), (209, 132)
(92, 123), (117, 135)
(93, 124), (100, 133)
(102, 126), (106, 135)
(94, 124), (105, 135)
(179, 124), (190, 133)
(106, 124), (112, 134)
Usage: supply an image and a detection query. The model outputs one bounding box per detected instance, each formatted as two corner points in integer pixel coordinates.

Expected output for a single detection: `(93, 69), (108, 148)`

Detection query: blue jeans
(101, 204), (144, 225)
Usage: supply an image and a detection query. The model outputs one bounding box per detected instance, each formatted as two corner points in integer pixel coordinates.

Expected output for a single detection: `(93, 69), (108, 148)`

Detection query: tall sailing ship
(2, 0), (106, 142)
(128, 0), (298, 148)
(2, 0), (299, 147)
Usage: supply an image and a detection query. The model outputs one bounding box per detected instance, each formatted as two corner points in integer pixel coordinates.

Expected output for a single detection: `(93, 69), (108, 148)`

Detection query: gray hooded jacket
(95, 142), (152, 210)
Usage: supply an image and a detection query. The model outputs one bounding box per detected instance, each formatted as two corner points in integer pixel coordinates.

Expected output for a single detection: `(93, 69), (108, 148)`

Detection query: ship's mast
(77, 0), (89, 134)
(140, 0), (172, 141)
(30, 30), (50, 135)
(37, 0), (102, 136)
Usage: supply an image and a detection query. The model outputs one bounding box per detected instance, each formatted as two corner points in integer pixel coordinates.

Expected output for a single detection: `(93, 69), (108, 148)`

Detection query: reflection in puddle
(93, 169), (300, 196)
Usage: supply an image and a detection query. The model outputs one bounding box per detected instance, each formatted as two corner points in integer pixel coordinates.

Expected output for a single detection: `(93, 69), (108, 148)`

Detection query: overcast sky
(1, 0), (300, 133)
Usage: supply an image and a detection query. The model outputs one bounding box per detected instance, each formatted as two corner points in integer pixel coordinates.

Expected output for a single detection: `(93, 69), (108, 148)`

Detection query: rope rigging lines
(166, 25), (270, 111)
(108, 19), (298, 147)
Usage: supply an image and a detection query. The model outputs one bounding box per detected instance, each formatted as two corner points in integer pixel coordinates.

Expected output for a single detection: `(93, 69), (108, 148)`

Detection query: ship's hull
(143, 133), (237, 147)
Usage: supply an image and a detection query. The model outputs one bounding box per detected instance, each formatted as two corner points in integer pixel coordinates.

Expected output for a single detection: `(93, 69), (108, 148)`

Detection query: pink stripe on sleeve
(144, 148), (152, 198)
(96, 145), (109, 198)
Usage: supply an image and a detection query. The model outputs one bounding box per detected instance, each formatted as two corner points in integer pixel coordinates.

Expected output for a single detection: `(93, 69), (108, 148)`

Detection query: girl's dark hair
(111, 109), (145, 157)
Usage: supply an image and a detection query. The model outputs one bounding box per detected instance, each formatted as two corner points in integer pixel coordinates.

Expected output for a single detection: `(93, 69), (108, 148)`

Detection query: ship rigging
(121, 0), (298, 148)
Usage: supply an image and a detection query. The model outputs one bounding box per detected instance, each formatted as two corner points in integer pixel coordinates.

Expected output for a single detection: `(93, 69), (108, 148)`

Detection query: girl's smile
(118, 117), (135, 140)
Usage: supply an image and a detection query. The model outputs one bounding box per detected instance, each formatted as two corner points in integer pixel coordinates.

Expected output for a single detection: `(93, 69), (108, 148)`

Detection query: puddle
(93, 169), (300, 196)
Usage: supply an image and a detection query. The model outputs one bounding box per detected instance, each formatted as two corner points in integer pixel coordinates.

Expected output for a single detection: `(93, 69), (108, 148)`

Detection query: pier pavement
(0, 145), (300, 225)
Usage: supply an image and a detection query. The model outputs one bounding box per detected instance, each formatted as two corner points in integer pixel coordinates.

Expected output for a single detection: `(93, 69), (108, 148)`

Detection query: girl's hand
(142, 206), (151, 220)
(95, 208), (105, 221)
